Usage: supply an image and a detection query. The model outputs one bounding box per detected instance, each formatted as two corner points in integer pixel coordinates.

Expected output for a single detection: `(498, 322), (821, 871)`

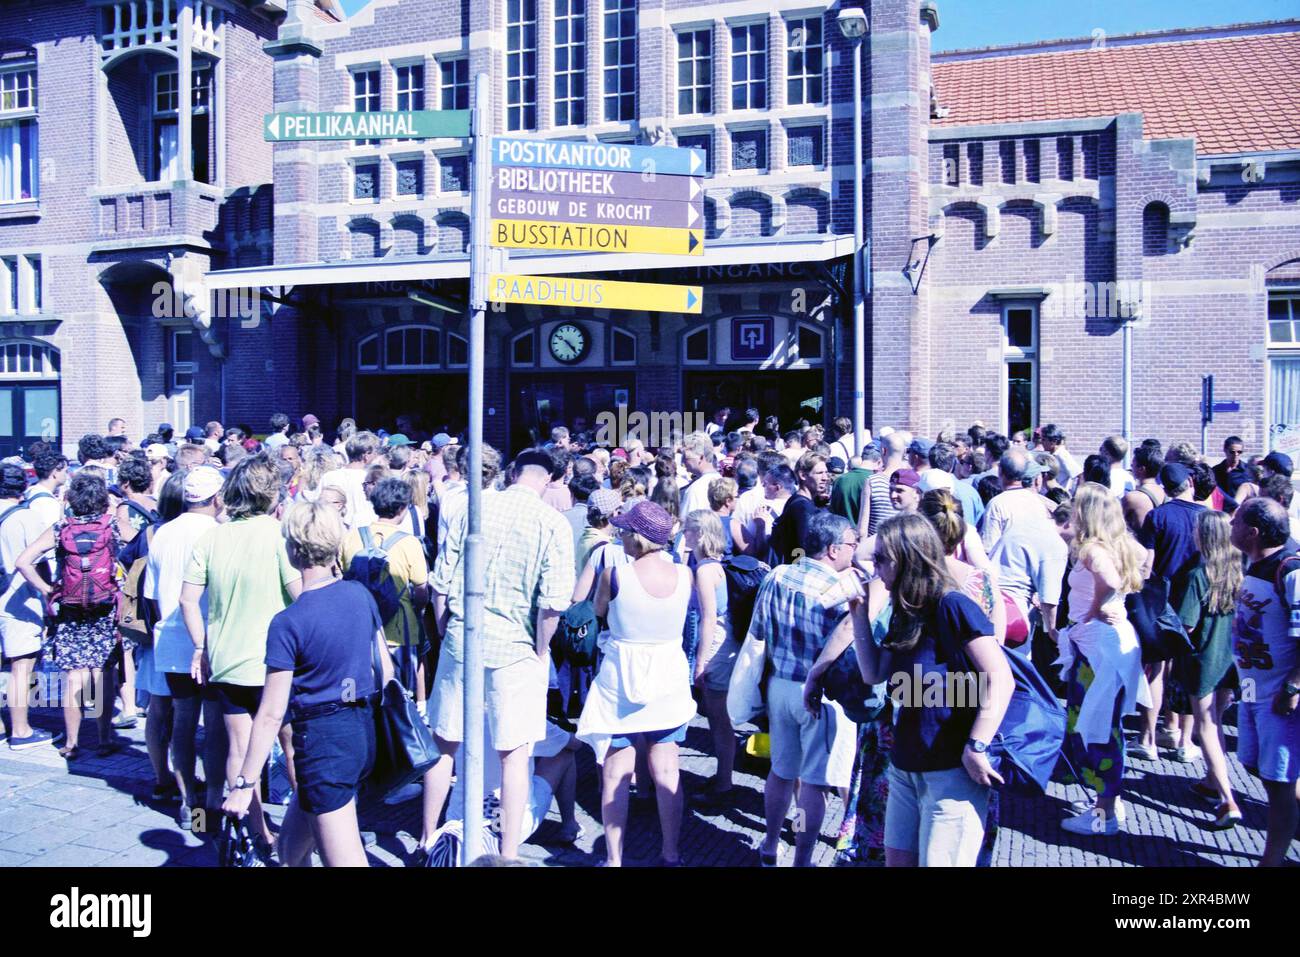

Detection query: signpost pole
(461, 72), (491, 865)
(1201, 374), (1213, 457)
(851, 30), (867, 454)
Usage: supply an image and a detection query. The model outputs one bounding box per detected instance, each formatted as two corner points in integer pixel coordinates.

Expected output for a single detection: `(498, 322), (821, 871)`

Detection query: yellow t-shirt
(341, 520), (429, 648)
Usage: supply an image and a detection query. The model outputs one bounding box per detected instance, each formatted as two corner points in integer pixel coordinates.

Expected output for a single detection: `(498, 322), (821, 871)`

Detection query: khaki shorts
(884, 764), (989, 866)
(766, 676), (856, 789)
(430, 649), (547, 754)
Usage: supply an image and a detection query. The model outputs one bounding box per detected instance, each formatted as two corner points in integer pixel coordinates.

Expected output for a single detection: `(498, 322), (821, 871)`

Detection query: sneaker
(8, 729), (54, 751)
(758, 846), (782, 867)
(1156, 727), (1181, 750)
(1173, 744), (1203, 764)
(1061, 807), (1120, 836)
(1069, 796), (1125, 825)
(179, 804), (193, 831)
(1126, 741), (1159, 762)
(111, 713), (140, 730)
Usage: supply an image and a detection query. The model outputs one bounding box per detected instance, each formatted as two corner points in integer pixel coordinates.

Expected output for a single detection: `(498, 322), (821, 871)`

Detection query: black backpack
(553, 542), (613, 667)
(724, 554), (771, 642)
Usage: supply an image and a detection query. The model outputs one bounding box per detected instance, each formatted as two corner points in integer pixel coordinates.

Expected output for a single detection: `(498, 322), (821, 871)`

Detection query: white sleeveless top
(577, 562), (698, 765)
(1066, 554), (1127, 624)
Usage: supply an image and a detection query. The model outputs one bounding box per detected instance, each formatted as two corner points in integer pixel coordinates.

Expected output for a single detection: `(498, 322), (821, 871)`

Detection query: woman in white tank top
(577, 501), (697, 866)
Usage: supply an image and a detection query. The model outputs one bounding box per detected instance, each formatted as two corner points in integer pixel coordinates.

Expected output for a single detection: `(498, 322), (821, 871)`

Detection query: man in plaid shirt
(750, 510), (860, 866)
(425, 447), (575, 860)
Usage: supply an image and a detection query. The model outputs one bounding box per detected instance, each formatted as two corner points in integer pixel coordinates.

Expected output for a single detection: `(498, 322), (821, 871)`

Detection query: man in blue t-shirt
(1229, 497), (1300, 868)
(1138, 464), (1205, 587)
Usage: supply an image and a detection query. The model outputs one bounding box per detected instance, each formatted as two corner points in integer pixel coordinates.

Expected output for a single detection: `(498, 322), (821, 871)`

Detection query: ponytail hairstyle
(876, 513), (956, 653)
(918, 488), (966, 556)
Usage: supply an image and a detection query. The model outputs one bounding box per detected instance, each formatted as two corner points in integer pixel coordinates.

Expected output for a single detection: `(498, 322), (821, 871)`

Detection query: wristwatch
(966, 738), (989, 754)
(233, 775), (257, 791)
(1285, 683), (1300, 698)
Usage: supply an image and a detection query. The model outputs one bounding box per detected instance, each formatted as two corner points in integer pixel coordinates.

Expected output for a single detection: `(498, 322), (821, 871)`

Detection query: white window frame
(0, 340), (59, 380)
(170, 326), (196, 393)
(553, 0), (586, 128)
(438, 57), (469, 111)
(447, 331), (469, 369)
(510, 329), (537, 368)
(676, 28), (712, 117)
(350, 158), (381, 204)
(729, 123), (769, 174)
(683, 324), (712, 365)
(384, 325), (442, 370)
(394, 62), (425, 112)
(352, 67), (381, 146)
(603, 0), (637, 122)
(437, 152), (470, 195)
(392, 154), (424, 198)
(506, 0), (538, 132)
(783, 118), (826, 170)
(794, 321), (825, 366)
(785, 16), (825, 106)
(1267, 292), (1300, 450)
(1000, 302), (1039, 436)
(0, 64), (39, 204)
(730, 21), (767, 112)
(0, 257), (17, 316)
(609, 326), (637, 366)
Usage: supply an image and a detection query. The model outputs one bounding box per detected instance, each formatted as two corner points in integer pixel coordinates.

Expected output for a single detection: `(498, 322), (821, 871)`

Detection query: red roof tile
(931, 29), (1300, 155)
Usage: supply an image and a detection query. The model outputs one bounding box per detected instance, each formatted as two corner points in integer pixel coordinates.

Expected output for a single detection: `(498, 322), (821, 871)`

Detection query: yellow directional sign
(490, 219), (704, 256)
(488, 274), (703, 314)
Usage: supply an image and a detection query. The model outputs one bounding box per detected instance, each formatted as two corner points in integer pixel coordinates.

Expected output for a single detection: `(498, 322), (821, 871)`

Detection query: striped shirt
(866, 472), (897, 535)
(748, 557), (848, 683)
(432, 484), (576, 669)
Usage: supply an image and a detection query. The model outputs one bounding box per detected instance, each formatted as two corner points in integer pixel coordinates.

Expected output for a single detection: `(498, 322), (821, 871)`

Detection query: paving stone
(3, 823), (93, 856)
(21, 844), (117, 867)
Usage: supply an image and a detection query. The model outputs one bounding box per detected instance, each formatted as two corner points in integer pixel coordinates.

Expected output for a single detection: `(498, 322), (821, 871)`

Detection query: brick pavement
(0, 708), (1296, 867)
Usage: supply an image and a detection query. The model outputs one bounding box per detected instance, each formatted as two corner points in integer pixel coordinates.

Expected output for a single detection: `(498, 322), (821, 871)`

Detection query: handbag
(218, 815), (266, 868)
(726, 628), (768, 727)
(364, 635), (440, 800)
(1126, 578), (1194, 664)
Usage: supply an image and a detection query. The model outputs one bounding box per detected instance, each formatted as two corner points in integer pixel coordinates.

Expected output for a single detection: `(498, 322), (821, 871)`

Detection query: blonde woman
(224, 501), (394, 867)
(682, 509), (737, 803)
(1173, 509), (1243, 828)
(1058, 482), (1152, 836)
(295, 446), (343, 505)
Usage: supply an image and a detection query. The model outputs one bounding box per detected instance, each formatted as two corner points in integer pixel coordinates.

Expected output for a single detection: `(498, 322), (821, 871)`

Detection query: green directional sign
(263, 110), (470, 142)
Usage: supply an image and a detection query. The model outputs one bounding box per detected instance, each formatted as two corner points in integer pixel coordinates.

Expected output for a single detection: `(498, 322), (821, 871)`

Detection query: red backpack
(53, 514), (120, 609)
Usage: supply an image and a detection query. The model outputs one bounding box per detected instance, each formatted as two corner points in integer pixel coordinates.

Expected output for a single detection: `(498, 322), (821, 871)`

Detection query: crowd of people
(0, 411), (1296, 868)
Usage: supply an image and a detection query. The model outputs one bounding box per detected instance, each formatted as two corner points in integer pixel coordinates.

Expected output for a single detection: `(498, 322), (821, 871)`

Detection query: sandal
(58, 745), (81, 760)
(1204, 804), (1243, 831)
(1188, 781), (1220, 803)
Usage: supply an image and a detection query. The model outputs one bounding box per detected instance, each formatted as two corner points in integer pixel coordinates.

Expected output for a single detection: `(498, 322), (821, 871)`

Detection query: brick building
(4, 0), (1299, 457)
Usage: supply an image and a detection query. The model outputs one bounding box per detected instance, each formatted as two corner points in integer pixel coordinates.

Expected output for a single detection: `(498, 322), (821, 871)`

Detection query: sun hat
(588, 488), (623, 517)
(609, 500), (675, 546)
(183, 466), (225, 503)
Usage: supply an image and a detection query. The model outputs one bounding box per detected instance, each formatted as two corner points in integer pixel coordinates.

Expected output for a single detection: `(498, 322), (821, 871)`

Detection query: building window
(0, 341), (58, 379)
(676, 29), (712, 116)
(511, 330), (536, 366)
(439, 58), (469, 111)
(171, 328), (195, 392)
(358, 335), (380, 370)
(507, 0), (538, 131)
(684, 326), (710, 363)
(0, 66), (39, 203)
(1269, 295), (1300, 450)
(439, 154), (469, 193)
(1023, 139), (1041, 183)
(676, 132), (711, 174)
(385, 326), (441, 369)
(354, 162), (378, 201)
(395, 158), (423, 196)
(28, 255), (40, 312)
(1002, 304), (1037, 436)
(786, 17), (824, 106)
(153, 67), (212, 183)
(1, 257), (16, 315)
(731, 128), (767, 172)
(730, 23), (766, 111)
(353, 68), (381, 145)
(603, 0), (636, 122)
(797, 323), (824, 361)
(395, 63), (424, 113)
(786, 124), (823, 167)
(447, 332), (468, 368)
(611, 327), (636, 364)
(554, 0), (586, 127)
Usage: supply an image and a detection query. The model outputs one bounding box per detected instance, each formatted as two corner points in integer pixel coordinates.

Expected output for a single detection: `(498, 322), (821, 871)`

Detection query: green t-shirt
(184, 514), (300, 687)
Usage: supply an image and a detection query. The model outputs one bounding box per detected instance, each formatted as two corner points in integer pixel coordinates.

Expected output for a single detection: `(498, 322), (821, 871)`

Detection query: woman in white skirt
(577, 500), (697, 867)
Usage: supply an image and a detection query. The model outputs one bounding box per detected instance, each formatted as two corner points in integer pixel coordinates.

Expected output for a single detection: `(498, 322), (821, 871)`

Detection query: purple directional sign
(495, 166), (703, 203)
(492, 190), (704, 229)
(731, 316), (774, 361)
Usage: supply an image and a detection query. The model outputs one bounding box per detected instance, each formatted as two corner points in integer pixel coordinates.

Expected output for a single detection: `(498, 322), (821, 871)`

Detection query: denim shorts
(609, 723), (688, 751)
(291, 702), (376, 814)
(884, 764), (989, 866)
(1237, 700), (1300, 784)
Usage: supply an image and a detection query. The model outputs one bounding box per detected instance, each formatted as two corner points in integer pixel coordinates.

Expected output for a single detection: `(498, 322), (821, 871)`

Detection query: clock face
(549, 323), (589, 364)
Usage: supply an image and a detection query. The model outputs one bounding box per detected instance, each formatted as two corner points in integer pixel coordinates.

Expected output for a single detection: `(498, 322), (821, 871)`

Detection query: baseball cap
(184, 426), (205, 442)
(301, 414), (320, 428)
(431, 433), (453, 449)
(828, 456), (846, 473)
(1159, 463), (1191, 489)
(1021, 460), (1048, 482)
(918, 469), (956, 493)
(184, 466), (225, 503)
(891, 468), (921, 489)
(387, 433), (413, 447)
(145, 443), (170, 462)
(906, 437), (934, 458)
(513, 449), (554, 473)
(1263, 451), (1293, 477)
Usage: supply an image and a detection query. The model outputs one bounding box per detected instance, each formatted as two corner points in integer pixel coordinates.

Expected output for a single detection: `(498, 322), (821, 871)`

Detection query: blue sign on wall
(731, 316), (774, 361)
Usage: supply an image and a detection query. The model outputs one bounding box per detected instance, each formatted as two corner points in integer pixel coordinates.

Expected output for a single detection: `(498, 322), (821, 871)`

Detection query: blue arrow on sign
(688, 231), (700, 254)
(686, 289), (698, 310)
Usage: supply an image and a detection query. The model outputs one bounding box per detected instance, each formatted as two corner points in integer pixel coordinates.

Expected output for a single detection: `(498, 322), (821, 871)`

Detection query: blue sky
(336, 0), (1296, 50)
